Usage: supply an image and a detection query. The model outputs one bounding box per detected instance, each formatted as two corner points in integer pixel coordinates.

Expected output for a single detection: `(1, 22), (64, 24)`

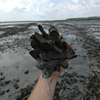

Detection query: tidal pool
(0, 48), (40, 100)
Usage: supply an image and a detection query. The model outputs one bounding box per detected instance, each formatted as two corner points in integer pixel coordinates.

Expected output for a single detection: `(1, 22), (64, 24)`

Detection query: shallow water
(0, 20), (100, 100)
(0, 22), (33, 25)
(0, 31), (5, 35)
(0, 48), (40, 100)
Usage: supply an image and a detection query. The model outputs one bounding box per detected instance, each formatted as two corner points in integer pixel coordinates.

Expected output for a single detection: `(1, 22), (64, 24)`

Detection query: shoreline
(0, 20), (100, 100)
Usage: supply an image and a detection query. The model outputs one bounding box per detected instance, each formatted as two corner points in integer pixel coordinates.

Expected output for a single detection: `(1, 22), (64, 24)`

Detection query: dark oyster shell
(29, 25), (77, 78)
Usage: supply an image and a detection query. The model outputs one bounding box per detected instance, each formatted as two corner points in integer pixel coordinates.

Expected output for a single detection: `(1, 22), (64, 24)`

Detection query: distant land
(45, 16), (100, 22)
(42, 16), (100, 22)
(0, 16), (100, 23)
(66, 16), (100, 21)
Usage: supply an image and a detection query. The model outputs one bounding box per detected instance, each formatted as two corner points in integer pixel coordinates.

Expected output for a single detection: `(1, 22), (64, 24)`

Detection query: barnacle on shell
(29, 25), (77, 78)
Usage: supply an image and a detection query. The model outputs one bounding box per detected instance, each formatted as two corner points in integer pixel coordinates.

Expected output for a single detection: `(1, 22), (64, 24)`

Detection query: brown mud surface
(0, 20), (100, 100)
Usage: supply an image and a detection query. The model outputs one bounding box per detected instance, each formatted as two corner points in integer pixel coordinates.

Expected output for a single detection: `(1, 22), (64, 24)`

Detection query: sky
(0, 0), (100, 21)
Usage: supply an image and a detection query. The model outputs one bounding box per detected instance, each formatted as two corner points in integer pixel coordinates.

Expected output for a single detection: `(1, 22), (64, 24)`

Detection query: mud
(0, 20), (100, 100)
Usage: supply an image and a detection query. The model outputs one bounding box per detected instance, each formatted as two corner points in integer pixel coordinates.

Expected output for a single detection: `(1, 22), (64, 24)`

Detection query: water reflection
(0, 48), (41, 100)
(0, 31), (5, 35)
(0, 48), (40, 83)
(65, 34), (76, 39)
(0, 49), (35, 67)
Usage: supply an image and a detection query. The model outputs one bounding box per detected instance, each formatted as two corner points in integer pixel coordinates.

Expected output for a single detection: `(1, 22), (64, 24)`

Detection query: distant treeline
(45, 17), (100, 22)
(1, 17), (100, 23)
(66, 17), (100, 21)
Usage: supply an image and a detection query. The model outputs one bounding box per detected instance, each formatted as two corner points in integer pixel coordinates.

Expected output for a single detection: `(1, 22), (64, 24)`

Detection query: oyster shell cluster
(29, 25), (77, 78)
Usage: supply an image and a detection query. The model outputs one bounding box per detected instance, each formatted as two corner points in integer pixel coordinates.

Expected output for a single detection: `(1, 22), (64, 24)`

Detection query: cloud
(41, 0), (50, 2)
(72, 0), (86, 5)
(0, 0), (30, 12)
(12, 4), (29, 12)
(90, 0), (100, 5)
(33, 0), (87, 20)
(0, 0), (100, 21)
(49, 3), (54, 7)
(43, 0), (100, 19)
(28, 0), (100, 20)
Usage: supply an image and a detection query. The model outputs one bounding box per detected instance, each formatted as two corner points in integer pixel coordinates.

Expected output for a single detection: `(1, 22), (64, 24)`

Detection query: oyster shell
(29, 25), (77, 78)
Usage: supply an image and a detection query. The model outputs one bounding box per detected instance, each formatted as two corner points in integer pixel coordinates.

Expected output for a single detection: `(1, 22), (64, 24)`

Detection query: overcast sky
(0, 0), (100, 21)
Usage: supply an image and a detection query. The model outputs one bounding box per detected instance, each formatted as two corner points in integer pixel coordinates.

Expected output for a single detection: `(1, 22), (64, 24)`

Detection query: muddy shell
(29, 25), (77, 78)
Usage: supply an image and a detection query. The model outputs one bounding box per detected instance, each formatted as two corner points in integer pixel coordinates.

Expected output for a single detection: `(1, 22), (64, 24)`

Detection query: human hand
(52, 41), (73, 79)
(29, 25), (76, 79)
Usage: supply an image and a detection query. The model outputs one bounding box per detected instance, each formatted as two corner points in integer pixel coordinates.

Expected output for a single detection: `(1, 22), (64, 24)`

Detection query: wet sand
(0, 20), (100, 100)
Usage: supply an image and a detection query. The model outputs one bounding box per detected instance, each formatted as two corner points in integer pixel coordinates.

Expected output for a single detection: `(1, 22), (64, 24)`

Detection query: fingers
(65, 43), (73, 51)
(52, 66), (64, 77)
(59, 34), (63, 39)
(61, 39), (64, 43)
(59, 35), (73, 51)
(68, 43), (73, 50)
(60, 66), (64, 73)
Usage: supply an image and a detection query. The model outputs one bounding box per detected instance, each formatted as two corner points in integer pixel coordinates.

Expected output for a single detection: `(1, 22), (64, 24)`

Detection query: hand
(52, 40), (73, 79)
(30, 25), (76, 79)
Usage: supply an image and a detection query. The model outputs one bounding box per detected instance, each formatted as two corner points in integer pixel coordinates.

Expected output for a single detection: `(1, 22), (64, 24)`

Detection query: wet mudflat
(0, 20), (100, 100)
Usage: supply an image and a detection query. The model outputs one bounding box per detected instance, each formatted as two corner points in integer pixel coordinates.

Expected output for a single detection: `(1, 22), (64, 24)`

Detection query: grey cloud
(13, 6), (28, 12)
(35, 0), (100, 20)
(90, 0), (100, 5)
(93, 1), (100, 5)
